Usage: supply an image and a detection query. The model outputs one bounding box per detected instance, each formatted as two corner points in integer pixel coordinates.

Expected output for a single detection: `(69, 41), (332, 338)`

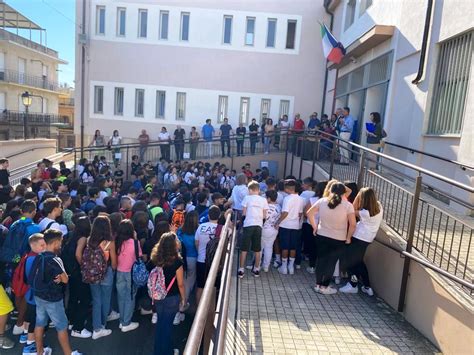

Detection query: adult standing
(248, 118), (259, 155)
(173, 125), (186, 161)
(189, 126), (200, 160)
(219, 118), (233, 158)
(89, 129), (105, 148)
(308, 112), (321, 134)
(109, 130), (122, 168)
(338, 107), (354, 165)
(365, 112), (384, 170)
(0, 158), (10, 204)
(293, 114), (305, 155)
(279, 115), (290, 150)
(158, 127), (171, 161)
(201, 119), (215, 159)
(235, 122), (246, 156)
(264, 119), (275, 154)
(138, 129), (149, 163)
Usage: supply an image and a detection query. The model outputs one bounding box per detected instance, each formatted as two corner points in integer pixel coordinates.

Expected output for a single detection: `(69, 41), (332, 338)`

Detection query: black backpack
(205, 224), (223, 277)
(61, 237), (80, 278)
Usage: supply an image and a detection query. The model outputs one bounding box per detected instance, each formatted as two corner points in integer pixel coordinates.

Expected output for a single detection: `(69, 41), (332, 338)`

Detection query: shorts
(241, 226), (262, 252)
(35, 297), (68, 332)
(196, 261), (207, 289)
(25, 303), (37, 333)
(0, 285), (14, 316)
(279, 227), (302, 251)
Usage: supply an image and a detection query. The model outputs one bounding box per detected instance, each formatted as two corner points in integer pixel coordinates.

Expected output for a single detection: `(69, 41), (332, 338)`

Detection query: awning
(328, 25), (395, 70)
(0, 1), (43, 30)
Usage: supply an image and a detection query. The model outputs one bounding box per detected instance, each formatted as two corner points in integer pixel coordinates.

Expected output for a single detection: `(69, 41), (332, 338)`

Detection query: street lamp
(21, 91), (32, 140)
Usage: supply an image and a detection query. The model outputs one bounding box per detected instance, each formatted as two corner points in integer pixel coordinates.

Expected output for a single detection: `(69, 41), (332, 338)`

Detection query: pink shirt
(117, 239), (142, 272)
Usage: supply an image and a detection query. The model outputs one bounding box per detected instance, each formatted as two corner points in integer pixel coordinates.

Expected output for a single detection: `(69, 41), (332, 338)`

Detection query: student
(120, 196), (133, 220)
(194, 206), (220, 304)
(0, 285), (14, 349)
(145, 175), (158, 193)
(307, 183), (356, 295)
(170, 198), (186, 231)
(148, 193), (164, 222)
(339, 188), (383, 296)
(115, 220), (141, 332)
(260, 190), (281, 272)
(30, 229), (81, 355)
(298, 177), (316, 269)
(38, 197), (68, 236)
(131, 155), (142, 177)
(229, 173), (248, 218)
(275, 179), (305, 275)
(82, 187), (98, 215)
(238, 181), (268, 278)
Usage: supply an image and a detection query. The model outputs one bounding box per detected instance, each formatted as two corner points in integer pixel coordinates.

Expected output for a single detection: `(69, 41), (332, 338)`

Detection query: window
(279, 100), (290, 119)
(266, 19), (277, 48)
(42, 98), (48, 114)
(239, 97), (250, 124)
(180, 12), (190, 41)
(156, 90), (166, 118)
(359, 0), (373, 16)
(245, 17), (255, 46)
(138, 9), (147, 38)
(223, 15), (233, 44)
(428, 31), (473, 135)
(261, 99), (271, 121)
(117, 8), (126, 36)
(135, 89), (145, 117)
(286, 20), (297, 49)
(217, 96), (228, 123)
(96, 6), (106, 35)
(94, 86), (104, 114)
(160, 11), (169, 40)
(344, 0), (356, 30)
(176, 92), (186, 120)
(114, 87), (124, 115)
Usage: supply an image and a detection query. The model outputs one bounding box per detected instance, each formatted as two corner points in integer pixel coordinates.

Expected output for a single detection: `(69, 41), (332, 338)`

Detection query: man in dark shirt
(0, 158), (10, 204)
(248, 118), (259, 155)
(219, 118), (233, 158)
(236, 123), (246, 156)
(174, 125), (186, 161)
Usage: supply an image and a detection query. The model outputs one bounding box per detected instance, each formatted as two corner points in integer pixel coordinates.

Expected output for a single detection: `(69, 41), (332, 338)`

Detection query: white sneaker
(92, 328), (112, 340)
(173, 312), (182, 326)
(118, 323), (122, 329)
(273, 260), (281, 268)
(288, 264), (295, 275)
(295, 264), (301, 270)
(179, 312), (185, 322)
(43, 348), (52, 355)
(140, 308), (153, 315)
(361, 286), (374, 296)
(306, 267), (315, 274)
(121, 322), (139, 333)
(151, 313), (158, 324)
(71, 328), (92, 339)
(245, 265), (253, 270)
(334, 276), (341, 285)
(13, 325), (24, 335)
(107, 311), (120, 322)
(339, 282), (358, 294)
(278, 264), (288, 275)
(71, 351), (83, 355)
(319, 286), (338, 295)
(312, 285), (320, 293)
(263, 267), (269, 273)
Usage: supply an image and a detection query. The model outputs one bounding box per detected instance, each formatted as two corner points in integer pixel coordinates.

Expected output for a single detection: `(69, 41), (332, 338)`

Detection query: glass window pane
(118, 9), (126, 36)
(160, 12), (169, 39)
(223, 16), (232, 44)
(286, 20), (296, 49)
(156, 91), (166, 118)
(245, 18), (255, 46)
(267, 19), (276, 47)
(97, 7), (105, 34)
(139, 10), (147, 38)
(181, 13), (189, 41)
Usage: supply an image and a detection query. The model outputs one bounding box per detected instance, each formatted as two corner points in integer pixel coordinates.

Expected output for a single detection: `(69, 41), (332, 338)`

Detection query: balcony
(0, 68), (59, 92)
(0, 28), (58, 58)
(59, 97), (74, 106)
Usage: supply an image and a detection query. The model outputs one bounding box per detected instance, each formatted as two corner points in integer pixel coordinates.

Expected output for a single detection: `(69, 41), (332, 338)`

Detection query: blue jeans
(34, 297), (68, 331)
(264, 136), (272, 153)
(116, 271), (136, 326)
(90, 266), (114, 331)
(154, 295), (179, 355)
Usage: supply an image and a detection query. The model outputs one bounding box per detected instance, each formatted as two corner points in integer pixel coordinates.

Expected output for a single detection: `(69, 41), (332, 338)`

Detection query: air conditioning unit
(78, 33), (87, 45)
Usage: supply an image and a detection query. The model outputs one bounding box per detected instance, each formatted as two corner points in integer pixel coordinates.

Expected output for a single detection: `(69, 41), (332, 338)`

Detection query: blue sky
(7, 0), (75, 87)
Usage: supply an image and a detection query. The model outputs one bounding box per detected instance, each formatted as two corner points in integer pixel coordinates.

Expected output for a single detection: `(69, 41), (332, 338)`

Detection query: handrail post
(73, 149), (77, 178)
(298, 137), (304, 179)
(283, 131), (289, 178)
(357, 150), (366, 189)
(329, 140), (337, 179)
(397, 174), (422, 312)
(125, 145), (130, 179)
(311, 137), (319, 180)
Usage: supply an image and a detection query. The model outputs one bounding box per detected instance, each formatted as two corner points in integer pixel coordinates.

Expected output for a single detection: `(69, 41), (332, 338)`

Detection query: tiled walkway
(227, 265), (439, 354)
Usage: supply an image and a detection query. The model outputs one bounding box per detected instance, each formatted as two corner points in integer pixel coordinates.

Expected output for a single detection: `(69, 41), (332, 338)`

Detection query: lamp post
(21, 91), (32, 140)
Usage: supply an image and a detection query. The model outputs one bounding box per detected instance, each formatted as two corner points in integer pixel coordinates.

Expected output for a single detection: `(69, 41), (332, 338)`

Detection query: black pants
(68, 275), (92, 331)
(250, 138), (257, 155)
(160, 145), (170, 161)
(236, 140), (244, 156)
(315, 236), (345, 286)
(174, 142), (184, 160)
(346, 238), (371, 287)
(220, 139), (230, 157)
(302, 223), (317, 268)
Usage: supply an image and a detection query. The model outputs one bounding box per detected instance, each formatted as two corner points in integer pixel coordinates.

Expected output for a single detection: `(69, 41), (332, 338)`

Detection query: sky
(6, 0), (76, 87)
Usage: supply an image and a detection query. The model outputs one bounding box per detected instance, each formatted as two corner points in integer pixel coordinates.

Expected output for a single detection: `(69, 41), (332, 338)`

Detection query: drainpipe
(80, 0), (86, 159)
(321, 1), (334, 116)
(412, 0), (434, 84)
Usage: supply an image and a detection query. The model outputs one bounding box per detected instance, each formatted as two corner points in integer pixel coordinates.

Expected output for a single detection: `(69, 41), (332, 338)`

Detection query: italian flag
(320, 24), (346, 64)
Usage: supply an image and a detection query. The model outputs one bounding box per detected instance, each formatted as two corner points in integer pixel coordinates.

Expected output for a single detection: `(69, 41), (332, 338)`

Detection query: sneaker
(263, 267), (269, 273)
(48, 322), (55, 328)
(0, 336), (14, 349)
(140, 308), (153, 315)
(319, 286), (338, 295)
(173, 312), (182, 326)
(273, 260), (281, 268)
(71, 351), (83, 355)
(22, 343), (37, 354)
(13, 324), (24, 335)
(339, 282), (358, 294)
(361, 286), (374, 296)
(43, 347), (53, 355)
(179, 312), (185, 323)
(92, 328), (112, 340)
(151, 313), (157, 324)
(306, 267), (315, 274)
(179, 302), (190, 313)
(118, 323), (122, 329)
(237, 269), (245, 278)
(71, 328), (92, 339)
(312, 285), (320, 293)
(19, 333), (28, 344)
(252, 269), (260, 278)
(107, 310), (120, 322)
(295, 264), (301, 270)
(68, 324), (73, 330)
(121, 322), (139, 333)
(334, 276), (341, 285)
(278, 264), (288, 275)
(245, 265), (253, 270)
(288, 264), (295, 275)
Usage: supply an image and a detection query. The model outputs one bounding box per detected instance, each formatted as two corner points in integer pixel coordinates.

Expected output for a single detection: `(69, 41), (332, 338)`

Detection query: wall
(0, 138), (57, 169)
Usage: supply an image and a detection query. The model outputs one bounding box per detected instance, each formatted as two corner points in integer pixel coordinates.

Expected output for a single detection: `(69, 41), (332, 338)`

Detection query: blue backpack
(81, 199), (96, 214)
(132, 239), (148, 287)
(0, 219), (33, 264)
(27, 253), (55, 301)
(198, 208), (209, 224)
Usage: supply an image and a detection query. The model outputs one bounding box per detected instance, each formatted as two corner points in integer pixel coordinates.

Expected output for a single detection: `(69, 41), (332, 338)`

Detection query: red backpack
(12, 252), (37, 297)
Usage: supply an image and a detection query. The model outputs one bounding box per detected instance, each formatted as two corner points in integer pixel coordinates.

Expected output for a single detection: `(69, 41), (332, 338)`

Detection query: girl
(90, 130), (105, 147)
(219, 169), (232, 197)
(264, 118), (275, 154)
(81, 164), (95, 185)
(339, 188), (383, 296)
(115, 220), (141, 332)
(109, 130), (122, 168)
(151, 232), (186, 355)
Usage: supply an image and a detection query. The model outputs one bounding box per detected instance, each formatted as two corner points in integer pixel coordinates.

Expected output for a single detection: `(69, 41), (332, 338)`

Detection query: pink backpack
(147, 266), (176, 303)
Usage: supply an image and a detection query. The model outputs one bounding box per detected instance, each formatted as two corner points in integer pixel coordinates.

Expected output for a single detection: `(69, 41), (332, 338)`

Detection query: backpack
(11, 251), (36, 297)
(205, 224), (223, 277)
(131, 239), (149, 287)
(41, 221), (55, 233)
(61, 238), (80, 278)
(0, 219), (34, 264)
(81, 243), (108, 284)
(198, 208), (209, 224)
(27, 253), (55, 299)
(147, 267), (176, 303)
(81, 200), (96, 214)
(171, 210), (185, 230)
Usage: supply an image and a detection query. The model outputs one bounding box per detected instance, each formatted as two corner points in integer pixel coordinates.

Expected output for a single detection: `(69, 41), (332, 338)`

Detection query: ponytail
(327, 182), (346, 209)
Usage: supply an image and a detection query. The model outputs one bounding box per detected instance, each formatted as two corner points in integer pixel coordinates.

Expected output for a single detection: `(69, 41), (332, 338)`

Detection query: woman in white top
(158, 127), (171, 161)
(109, 130), (122, 168)
(307, 182), (356, 295)
(339, 187), (383, 296)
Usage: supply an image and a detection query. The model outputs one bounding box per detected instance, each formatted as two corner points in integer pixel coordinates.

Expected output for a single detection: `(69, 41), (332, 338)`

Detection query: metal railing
(59, 98), (75, 106)
(284, 132), (473, 308)
(0, 28), (58, 57)
(0, 69), (59, 92)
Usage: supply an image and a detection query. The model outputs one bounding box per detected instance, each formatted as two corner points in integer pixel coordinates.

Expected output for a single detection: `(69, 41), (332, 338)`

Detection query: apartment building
(75, 0), (329, 142)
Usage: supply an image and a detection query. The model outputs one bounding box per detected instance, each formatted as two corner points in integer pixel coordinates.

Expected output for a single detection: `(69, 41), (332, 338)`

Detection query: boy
(39, 198), (68, 236)
(211, 192), (226, 211)
(261, 190), (281, 272)
(114, 164), (124, 185)
(130, 155), (141, 177)
(58, 193), (73, 232)
(81, 187), (98, 215)
(148, 193), (164, 222)
(133, 170), (145, 191)
(238, 181), (268, 278)
(275, 179), (305, 275)
(30, 229), (81, 355)
(170, 198), (186, 231)
(145, 175), (157, 193)
(120, 196), (133, 219)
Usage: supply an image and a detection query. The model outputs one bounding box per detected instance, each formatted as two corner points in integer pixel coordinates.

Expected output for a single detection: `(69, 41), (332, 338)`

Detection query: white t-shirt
(276, 191), (287, 207)
(195, 222), (218, 263)
(230, 184), (249, 211)
(242, 194), (268, 228)
(184, 172), (195, 185)
(96, 190), (108, 207)
(263, 203), (281, 229)
(159, 132), (170, 144)
(185, 203), (195, 213)
(353, 204), (383, 243)
(300, 190), (316, 224)
(110, 136), (122, 146)
(306, 196), (320, 225)
(280, 194), (305, 230)
(315, 197), (355, 241)
(38, 217), (68, 236)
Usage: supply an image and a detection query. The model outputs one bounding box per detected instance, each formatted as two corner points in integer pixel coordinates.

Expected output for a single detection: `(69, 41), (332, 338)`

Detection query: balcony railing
(0, 69), (58, 91)
(59, 98), (74, 106)
(0, 110), (72, 126)
(0, 28), (58, 57)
